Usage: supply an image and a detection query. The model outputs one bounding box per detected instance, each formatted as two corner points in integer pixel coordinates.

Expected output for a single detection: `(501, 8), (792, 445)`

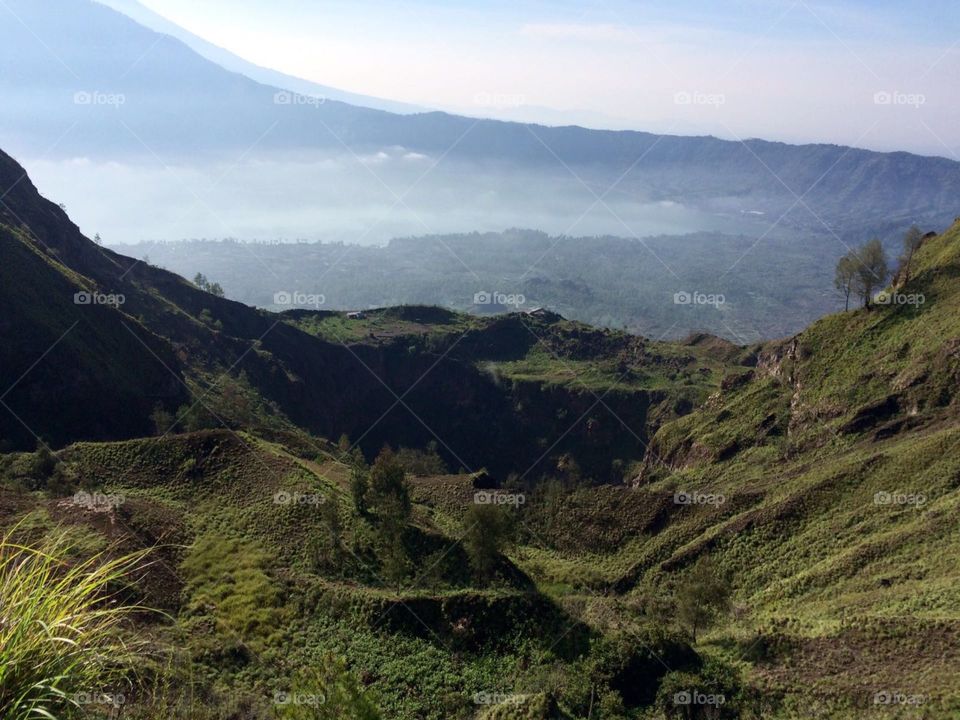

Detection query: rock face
(755, 337), (801, 383)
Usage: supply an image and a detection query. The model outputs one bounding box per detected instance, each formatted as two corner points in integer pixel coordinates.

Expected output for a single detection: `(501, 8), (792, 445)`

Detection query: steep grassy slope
(525, 222), (960, 716)
(0, 222), (188, 448)
(0, 149), (733, 482)
(644, 219), (960, 473)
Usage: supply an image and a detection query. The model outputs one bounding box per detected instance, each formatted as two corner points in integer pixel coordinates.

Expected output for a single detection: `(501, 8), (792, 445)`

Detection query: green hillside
(2, 147), (960, 719)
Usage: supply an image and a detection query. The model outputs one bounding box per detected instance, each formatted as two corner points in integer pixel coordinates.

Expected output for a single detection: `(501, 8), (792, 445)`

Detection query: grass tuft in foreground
(0, 526), (150, 720)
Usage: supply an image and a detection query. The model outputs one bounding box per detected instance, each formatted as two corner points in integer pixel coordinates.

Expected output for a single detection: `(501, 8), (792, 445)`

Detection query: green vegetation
(366, 449), (414, 588)
(192, 272), (225, 297)
(2, 146), (960, 718)
(835, 238), (889, 308)
(675, 557), (732, 642)
(462, 504), (516, 583)
(0, 527), (148, 720)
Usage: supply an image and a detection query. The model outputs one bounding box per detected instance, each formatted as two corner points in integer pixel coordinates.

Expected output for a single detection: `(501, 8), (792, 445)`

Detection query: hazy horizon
(117, 0), (959, 158)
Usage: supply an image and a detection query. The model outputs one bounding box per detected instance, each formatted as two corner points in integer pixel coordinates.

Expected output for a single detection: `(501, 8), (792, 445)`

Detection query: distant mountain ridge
(92, 0), (426, 115)
(2, 0), (959, 236)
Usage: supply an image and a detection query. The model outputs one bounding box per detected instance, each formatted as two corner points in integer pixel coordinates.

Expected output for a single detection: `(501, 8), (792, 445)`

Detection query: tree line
(834, 226), (924, 310)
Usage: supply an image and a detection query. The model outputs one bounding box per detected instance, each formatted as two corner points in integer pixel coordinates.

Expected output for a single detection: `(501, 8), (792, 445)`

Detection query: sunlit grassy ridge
(552, 222), (960, 716)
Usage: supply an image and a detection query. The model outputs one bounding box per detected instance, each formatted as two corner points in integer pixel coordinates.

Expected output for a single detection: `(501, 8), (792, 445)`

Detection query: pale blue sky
(134, 0), (959, 155)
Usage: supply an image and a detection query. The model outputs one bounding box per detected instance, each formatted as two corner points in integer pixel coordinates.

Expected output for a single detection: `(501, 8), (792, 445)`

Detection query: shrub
(275, 654), (382, 719)
(0, 526), (149, 720)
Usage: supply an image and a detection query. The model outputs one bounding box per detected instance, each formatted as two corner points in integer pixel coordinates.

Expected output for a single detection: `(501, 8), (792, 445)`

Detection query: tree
(833, 253), (857, 311)
(899, 225), (924, 283)
(174, 403), (217, 433)
(853, 239), (889, 308)
(367, 448), (411, 520)
(309, 499), (345, 574)
(367, 449), (412, 588)
(349, 463), (370, 517)
(378, 532), (412, 590)
(394, 441), (448, 476)
(149, 403), (175, 436)
(462, 504), (516, 582)
(193, 272), (225, 297)
(676, 556), (732, 642)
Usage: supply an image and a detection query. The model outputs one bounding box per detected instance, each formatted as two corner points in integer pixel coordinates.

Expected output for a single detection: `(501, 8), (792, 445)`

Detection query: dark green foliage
(308, 500), (346, 575)
(367, 449), (413, 587)
(367, 449), (411, 521)
(394, 441), (449, 476)
(462, 504), (516, 583)
(175, 403), (219, 433)
(150, 403), (175, 436)
(655, 658), (748, 719)
(350, 465), (370, 517)
(197, 308), (224, 330)
(1, 445), (73, 494)
(675, 557), (732, 642)
(275, 655), (382, 720)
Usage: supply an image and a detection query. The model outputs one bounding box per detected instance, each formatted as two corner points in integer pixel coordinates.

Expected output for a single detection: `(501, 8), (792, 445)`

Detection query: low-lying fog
(23, 149), (764, 245)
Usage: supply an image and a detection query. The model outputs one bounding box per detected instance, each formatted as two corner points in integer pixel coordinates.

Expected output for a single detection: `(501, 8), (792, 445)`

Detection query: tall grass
(0, 527), (150, 720)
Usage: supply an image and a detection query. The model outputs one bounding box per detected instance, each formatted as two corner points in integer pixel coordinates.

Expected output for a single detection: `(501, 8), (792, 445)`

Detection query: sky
(127, 0), (960, 157)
